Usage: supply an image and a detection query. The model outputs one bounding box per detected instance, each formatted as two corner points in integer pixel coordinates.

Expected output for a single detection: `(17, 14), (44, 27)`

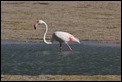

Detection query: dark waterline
(1, 41), (121, 75)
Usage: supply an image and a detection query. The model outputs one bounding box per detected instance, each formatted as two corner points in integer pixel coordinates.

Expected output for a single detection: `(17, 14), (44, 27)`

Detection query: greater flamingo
(34, 20), (80, 50)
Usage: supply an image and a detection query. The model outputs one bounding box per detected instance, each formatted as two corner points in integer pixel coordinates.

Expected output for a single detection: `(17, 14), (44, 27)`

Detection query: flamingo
(34, 20), (80, 50)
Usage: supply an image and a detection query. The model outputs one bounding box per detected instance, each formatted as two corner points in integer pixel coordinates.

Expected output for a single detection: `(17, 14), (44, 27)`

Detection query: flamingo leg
(66, 43), (72, 51)
(60, 42), (62, 51)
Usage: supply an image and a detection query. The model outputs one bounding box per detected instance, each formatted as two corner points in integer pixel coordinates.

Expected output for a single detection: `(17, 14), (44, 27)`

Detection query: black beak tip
(34, 25), (36, 29)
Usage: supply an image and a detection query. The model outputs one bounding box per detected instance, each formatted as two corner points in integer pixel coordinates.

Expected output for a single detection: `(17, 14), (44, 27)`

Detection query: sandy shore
(1, 75), (121, 81)
(1, 1), (121, 43)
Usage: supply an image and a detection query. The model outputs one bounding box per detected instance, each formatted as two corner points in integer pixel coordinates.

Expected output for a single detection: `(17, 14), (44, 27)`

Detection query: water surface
(1, 41), (121, 75)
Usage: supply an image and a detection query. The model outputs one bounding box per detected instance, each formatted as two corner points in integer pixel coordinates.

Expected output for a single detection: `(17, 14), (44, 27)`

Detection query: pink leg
(66, 43), (72, 51)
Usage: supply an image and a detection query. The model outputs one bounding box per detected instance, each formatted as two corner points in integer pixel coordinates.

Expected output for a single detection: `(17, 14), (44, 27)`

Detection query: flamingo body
(52, 31), (80, 43)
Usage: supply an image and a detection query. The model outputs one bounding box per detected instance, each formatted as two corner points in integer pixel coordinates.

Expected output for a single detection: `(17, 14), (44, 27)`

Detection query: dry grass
(1, 1), (121, 43)
(1, 75), (121, 81)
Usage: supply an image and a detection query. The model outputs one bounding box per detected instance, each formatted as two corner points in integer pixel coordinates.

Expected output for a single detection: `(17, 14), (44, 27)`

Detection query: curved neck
(42, 22), (52, 44)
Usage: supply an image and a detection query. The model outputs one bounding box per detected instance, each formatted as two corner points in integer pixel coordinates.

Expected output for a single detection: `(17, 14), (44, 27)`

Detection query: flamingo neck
(43, 22), (52, 44)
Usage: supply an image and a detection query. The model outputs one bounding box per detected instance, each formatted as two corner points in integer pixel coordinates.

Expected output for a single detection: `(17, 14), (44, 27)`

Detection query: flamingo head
(34, 20), (45, 29)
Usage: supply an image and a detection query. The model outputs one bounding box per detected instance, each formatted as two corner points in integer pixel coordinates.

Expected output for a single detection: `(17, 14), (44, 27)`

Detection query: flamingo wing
(54, 31), (72, 42)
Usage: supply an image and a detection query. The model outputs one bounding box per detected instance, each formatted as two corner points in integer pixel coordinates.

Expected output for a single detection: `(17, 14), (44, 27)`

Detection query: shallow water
(1, 41), (121, 75)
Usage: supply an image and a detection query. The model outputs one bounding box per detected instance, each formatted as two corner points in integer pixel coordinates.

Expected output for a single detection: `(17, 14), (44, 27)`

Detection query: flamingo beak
(34, 23), (38, 29)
